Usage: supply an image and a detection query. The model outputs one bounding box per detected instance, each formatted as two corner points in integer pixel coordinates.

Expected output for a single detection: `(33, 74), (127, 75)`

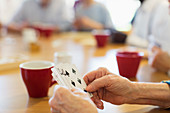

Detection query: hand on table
(84, 68), (135, 109)
(74, 16), (103, 30)
(7, 22), (29, 33)
(49, 86), (98, 113)
(149, 46), (170, 72)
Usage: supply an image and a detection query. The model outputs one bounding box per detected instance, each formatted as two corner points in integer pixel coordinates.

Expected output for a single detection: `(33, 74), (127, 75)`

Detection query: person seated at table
(147, 0), (170, 74)
(128, 0), (170, 74)
(49, 68), (170, 113)
(7, 0), (74, 32)
(74, 0), (114, 31)
(127, 0), (163, 48)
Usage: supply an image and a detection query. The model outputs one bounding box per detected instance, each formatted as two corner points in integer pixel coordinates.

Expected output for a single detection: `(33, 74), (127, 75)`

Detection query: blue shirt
(75, 2), (114, 30)
(10, 0), (74, 31)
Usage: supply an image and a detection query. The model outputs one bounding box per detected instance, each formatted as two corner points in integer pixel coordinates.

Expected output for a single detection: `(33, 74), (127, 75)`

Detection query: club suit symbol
(64, 70), (70, 77)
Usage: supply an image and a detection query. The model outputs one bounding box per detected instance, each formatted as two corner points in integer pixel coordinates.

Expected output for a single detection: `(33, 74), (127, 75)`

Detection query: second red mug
(116, 52), (143, 78)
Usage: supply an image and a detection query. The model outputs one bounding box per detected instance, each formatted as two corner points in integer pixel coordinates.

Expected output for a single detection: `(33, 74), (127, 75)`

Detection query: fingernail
(98, 102), (102, 106)
(86, 85), (92, 91)
(98, 103), (104, 110)
(97, 104), (103, 110)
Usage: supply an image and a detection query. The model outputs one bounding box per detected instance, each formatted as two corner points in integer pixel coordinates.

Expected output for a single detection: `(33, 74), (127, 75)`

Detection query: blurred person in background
(7, 0), (74, 33)
(127, 0), (170, 74)
(148, 0), (170, 74)
(127, 0), (163, 48)
(74, 0), (114, 31)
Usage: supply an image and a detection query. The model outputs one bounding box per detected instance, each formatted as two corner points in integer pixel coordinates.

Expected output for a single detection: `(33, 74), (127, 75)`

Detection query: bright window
(96, 0), (141, 31)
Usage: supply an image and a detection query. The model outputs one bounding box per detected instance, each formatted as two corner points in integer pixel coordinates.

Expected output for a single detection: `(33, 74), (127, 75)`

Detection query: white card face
(51, 63), (93, 97)
(51, 72), (63, 86)
(51, 68), (65, 86)
(68, 64), (93, 97)
(55, 63), (73, 89)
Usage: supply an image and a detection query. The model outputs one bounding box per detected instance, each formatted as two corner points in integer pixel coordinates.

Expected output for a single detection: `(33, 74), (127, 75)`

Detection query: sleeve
(149, 1), (170, 53)
(56, 0), (74, 31)
(162, 80), (170, 86)
(74, 4), (80, 18)
(74, 3), (83, 18)
(8, 2), (26, 25)
(101, 6), (114, 29)
(126, 33), (149, 48)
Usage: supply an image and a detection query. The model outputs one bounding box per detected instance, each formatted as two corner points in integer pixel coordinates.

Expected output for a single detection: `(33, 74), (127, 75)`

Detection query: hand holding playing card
(51, 63), (93, 97)
(84, 67), (136, 109)
(49, 86), (98, 113)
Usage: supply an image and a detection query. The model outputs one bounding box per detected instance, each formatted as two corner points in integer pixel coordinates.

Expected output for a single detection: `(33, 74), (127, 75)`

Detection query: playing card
(54, 63), (73, 89)
(68, 64), (91, 93)
(51, 68), (65, 86)
(51, 63), (93, 97)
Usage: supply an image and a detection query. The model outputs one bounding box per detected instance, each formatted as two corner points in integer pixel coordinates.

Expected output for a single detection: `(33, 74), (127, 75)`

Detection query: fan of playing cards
(51, 63), (93, 97)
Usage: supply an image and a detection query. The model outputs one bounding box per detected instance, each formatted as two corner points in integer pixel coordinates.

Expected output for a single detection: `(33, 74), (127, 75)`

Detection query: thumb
(86, 75), (111, 92)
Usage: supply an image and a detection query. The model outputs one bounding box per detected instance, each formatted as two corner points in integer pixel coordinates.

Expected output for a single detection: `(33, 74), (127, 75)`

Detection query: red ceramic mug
(92, 30), (110, 47)
(20, 61), (56, 98)
(116, 52), (144, 78)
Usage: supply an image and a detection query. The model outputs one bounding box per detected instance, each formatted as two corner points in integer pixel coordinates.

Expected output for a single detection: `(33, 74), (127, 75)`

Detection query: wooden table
(0, 32), (169, 113)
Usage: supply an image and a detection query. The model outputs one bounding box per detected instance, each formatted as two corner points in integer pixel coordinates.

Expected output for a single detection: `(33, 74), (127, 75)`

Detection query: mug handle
(50, 79), (57, 87)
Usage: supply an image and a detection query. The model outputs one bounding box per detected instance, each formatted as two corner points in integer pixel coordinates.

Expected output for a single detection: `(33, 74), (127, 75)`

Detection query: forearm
(128, 82), (170, 108)
(7, 24), (23, 33)
(86, 20), (104, 29)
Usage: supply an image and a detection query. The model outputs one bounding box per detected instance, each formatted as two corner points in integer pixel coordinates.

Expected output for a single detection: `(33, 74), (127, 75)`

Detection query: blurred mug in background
(92, 29), (110, 48)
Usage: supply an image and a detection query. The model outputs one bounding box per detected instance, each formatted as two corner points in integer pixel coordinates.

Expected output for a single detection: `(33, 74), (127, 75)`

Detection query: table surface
(0, 32), (169, 113)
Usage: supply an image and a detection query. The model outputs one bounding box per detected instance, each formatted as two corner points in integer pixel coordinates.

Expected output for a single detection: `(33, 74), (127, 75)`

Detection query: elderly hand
(149, 46), (170, 72)
(84, 68), (136, 109)
(49, 86), (98, 113)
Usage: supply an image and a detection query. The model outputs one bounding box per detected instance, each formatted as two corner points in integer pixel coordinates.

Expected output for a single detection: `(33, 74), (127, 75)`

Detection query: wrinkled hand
(149, 46), (170, 72)
(49, 86), (98, 113)
(84, 68), (135, 109)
